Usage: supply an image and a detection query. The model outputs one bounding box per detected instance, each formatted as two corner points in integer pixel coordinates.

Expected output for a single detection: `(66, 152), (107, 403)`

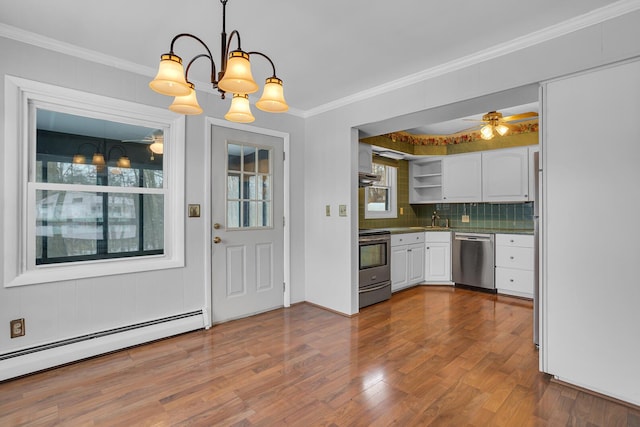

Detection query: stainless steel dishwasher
(452, 232), (495, 291)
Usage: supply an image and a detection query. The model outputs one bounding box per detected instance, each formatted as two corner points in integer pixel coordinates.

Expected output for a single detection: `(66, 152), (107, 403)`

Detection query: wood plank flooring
(2, 286), (639, 426)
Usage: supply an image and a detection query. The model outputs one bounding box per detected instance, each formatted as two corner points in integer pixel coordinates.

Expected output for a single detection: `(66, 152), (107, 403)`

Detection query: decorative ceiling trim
(304, 0), (640, 118)
(385, 120), (538, 146)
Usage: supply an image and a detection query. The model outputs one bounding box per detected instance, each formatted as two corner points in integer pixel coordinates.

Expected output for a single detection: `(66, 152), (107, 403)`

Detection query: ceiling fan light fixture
(225, 94), (255, 123)
(480, 124), (495, 140)
(169, 82), (203, 115)
(149, 54), (191, 97)
(256, 77), (288, 112)
(217, 50), (259, 94)
(149, 140), (164, 155)
(495, 123), (509, 136)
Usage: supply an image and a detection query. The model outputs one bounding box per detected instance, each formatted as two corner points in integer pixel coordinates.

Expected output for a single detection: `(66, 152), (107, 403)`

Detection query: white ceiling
(0, 0), (621, 122)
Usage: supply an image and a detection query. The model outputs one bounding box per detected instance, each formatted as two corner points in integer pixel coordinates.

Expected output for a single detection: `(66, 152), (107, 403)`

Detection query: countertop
(373, 226), (534, 235)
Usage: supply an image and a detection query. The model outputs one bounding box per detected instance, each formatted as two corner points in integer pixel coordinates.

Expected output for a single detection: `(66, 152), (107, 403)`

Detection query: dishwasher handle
(454, 233), (493, 242)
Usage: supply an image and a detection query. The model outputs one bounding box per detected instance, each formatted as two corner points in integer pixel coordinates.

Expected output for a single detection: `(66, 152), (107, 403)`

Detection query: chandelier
(149, 0), (288, 123)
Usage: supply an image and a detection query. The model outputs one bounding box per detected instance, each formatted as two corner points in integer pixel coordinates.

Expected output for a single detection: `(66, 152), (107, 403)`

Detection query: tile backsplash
(416, 202), (534, 230)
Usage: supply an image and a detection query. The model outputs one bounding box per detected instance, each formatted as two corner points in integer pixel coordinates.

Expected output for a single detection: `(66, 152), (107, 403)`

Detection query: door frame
(203, 117), (291, 328)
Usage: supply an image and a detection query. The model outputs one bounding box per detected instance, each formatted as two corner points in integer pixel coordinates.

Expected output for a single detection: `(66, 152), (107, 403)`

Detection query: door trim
(203, 117), (291, 328)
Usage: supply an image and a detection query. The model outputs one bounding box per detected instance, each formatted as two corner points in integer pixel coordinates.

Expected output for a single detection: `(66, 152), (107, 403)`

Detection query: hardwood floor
(2, 286), (639, 426)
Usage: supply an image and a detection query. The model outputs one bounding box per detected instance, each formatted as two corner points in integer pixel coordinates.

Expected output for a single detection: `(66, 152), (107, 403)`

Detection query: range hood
(358, 171), (381, 187)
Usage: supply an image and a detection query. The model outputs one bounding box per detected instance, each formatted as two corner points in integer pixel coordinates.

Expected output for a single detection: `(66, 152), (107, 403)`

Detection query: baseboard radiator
(0, 310), (206, 381)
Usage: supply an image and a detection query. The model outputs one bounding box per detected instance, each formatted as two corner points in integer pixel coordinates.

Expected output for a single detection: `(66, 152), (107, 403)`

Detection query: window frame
(364, 162), (398, 219)
(3, 76), (185, 287)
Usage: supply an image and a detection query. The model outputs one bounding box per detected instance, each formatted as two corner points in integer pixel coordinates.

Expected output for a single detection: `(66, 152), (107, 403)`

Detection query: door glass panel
(228, 144), (242, 171)
(226, 142), (272, 229)
(243, 146), (256, 172)
(258, 149), (269, 173)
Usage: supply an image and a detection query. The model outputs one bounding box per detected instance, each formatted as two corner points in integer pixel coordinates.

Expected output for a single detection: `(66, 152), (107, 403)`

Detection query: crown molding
(303, 0), (640, 118)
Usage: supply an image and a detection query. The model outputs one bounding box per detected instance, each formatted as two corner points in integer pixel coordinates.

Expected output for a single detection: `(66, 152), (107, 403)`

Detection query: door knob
(213, 223), (221, 229)
(213, 236), (222, 244)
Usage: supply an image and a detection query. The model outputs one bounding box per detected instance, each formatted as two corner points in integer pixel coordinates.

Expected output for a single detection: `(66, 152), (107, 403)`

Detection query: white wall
(543, 58), (640, 406)
(0, 36), (305, 373)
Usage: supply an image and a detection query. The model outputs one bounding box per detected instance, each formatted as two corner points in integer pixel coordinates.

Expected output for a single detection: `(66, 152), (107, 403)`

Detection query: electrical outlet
(462, 215), (470, 223)
(10, 318), (25, 338)
(399, 207), (404, 215)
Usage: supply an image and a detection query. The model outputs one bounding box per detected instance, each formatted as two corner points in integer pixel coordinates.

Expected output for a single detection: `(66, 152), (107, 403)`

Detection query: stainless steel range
(358, 229), (391, 308)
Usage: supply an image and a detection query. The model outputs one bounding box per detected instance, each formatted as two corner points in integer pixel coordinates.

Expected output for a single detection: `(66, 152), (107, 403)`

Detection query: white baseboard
(0, 312), (206, 381)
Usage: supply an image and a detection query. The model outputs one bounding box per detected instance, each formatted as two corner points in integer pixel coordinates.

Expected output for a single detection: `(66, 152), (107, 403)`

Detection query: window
(364, 163), (397, 219)
(3, 77), (185, 287)
(226, 142), (272, 229)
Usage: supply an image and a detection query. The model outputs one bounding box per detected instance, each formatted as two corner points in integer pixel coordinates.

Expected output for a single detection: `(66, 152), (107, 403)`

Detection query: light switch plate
(339, 205), (347, 217)
(325, 205), (331, 216)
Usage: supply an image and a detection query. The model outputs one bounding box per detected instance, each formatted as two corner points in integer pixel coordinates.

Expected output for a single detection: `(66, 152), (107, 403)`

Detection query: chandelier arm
(247, 51), (277, 77)
(185, 53), (217, 87)
(226, 30), (242, 54)
(169, 33), (215, 61)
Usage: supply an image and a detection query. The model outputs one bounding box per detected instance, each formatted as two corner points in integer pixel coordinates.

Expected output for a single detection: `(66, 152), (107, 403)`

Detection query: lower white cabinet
(424, 232), (452, 284)
(391, 233), (425, 292)
(495, 233), (534, 298)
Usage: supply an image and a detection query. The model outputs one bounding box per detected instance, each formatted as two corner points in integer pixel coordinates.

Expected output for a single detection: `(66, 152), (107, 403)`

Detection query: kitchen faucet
(431, 211), (440, 227)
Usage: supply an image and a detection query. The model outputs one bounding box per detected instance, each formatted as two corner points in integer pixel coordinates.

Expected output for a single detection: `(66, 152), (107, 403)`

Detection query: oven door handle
(360, 282), (391, 293)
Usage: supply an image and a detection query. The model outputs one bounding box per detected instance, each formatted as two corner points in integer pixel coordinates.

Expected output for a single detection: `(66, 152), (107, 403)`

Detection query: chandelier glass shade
(149, 0), (288, 122)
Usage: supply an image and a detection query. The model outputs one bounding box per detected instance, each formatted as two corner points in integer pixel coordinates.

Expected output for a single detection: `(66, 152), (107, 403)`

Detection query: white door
(211, 125), (284, 323)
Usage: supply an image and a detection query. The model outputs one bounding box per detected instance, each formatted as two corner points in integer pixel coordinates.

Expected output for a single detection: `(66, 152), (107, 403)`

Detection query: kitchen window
(364, 162), (397, 219)
(3, 77), (185, 287)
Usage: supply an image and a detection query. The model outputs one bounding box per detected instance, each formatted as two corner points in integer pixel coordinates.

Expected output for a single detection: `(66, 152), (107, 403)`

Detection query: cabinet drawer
(496, 267), (534, 296)
(391, 232), (425, 246)
(424, 231), (450, 243)
(495, 233), (533, 248)
(495, 246), (534, 270)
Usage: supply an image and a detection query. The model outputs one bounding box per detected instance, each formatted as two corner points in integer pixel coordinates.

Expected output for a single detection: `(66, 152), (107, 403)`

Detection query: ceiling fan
(123, 131), (164, 159)
(465, 110), (538, 140)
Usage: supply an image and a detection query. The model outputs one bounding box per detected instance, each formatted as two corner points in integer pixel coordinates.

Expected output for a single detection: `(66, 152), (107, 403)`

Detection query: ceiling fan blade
(502, 112), (538, 122)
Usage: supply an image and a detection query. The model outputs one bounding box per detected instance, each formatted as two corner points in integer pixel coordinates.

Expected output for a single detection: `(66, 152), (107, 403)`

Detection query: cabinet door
(425, 242), (451, 282)
(482, 147), (529, 202)
(408, 243), (425, 284)
(391, 245), (408, 291)
(442, 153), (482, 202)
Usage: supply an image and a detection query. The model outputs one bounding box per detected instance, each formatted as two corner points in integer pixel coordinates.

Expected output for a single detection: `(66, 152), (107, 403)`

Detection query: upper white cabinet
(482, 147), (529, 202)
(409, 158), (443, 203)
(442, 153), (482, 202)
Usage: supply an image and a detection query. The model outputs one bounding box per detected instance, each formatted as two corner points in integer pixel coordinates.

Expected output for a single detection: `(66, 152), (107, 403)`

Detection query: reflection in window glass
(34, 108), (165, 264)
(226, 142), (272, 229)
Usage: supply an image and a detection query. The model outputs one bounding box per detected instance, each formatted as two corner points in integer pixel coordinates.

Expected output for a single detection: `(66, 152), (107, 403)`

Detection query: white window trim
(3, 76), (185, 287)
(364, 163), (397, 219)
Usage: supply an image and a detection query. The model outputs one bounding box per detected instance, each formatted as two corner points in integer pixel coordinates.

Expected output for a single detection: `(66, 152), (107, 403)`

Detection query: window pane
(228, 173), (241, 199)
(244, 146), (256, 172)
(367, 187), (390, 211)
(228, 201), (240, 228)
(36, 190), (164, 264)
(258, 149), (270, 174)
(143, 194), (164, 250)
(35, 109), (163, 188)
(243, 174), (256, 200)
(257, 202), (270, 227)
(258, 175), (270, 201)
(108, 194), (139, 253)
(228, 144), (242, 171)
(243, 201), (257, 227)
(372, 163), (387, 185)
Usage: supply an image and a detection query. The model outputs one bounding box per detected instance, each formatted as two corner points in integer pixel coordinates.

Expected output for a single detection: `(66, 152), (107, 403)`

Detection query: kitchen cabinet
(482, 147), (529, 202)
(409, 158), (443, 203)
(424, 232), (452, 284)
(442, 153), (482, 202)
(528, 145), (539, 202)
(495, 233), (534, 298)
(391, 232), (425, 292)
